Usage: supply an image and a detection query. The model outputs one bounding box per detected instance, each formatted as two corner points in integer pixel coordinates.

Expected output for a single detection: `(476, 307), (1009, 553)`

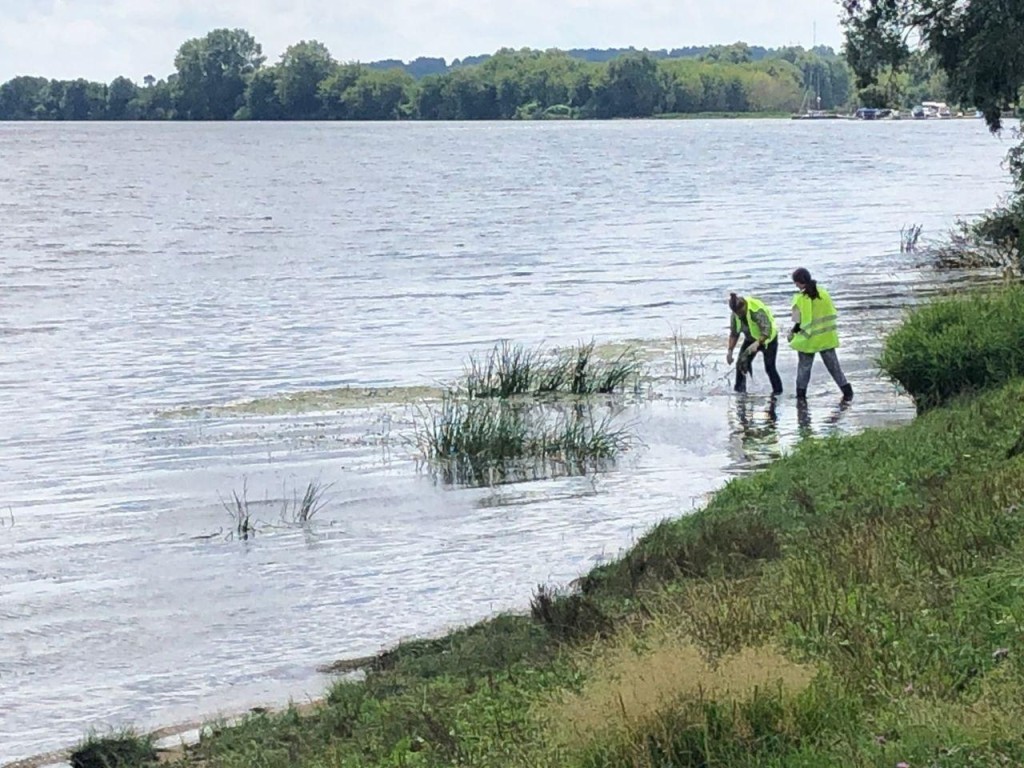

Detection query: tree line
(0, 30), (946, 122)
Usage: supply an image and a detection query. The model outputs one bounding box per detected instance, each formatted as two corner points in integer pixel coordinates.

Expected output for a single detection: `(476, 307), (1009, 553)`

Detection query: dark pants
(735, 337), (784, 395)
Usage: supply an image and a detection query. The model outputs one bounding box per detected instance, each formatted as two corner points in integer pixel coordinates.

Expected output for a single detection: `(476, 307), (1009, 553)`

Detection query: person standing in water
(787, 267), (854, 402)
(726, 293), (784, 396)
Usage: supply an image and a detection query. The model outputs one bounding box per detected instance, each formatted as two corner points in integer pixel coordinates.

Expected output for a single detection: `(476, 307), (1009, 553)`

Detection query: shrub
(879, 287), (1024, 410)
(70, 732), (156, 768)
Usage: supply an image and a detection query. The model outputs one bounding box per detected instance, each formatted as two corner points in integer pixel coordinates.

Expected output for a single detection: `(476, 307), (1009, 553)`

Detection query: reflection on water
(727, 389), (861, 472)
(728, 395), (782, 471)
(0, 119), (1012, 765)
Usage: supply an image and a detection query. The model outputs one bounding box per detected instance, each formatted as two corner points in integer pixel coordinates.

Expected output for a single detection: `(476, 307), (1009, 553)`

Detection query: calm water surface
(0, 119), (1012, 764)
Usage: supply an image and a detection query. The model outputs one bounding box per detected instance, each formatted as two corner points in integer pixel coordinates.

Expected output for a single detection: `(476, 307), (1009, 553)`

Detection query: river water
(0, 119), (1012, 764)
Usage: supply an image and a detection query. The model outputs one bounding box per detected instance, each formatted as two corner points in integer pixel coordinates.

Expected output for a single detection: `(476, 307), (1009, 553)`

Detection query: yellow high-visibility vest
(790, 287), (840, 353)
(732, 296), (778, 343)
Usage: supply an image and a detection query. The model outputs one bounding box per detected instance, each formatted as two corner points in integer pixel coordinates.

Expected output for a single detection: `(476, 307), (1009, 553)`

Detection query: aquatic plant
(460, 340), (642, 400)
(671, 329), (708, 383)
(221, 480), (257, 541)
(218, 478), (333, 538)
(282, 479), (333, 525)
(415, 393), (631, 486)
(463, 340), (543, 399)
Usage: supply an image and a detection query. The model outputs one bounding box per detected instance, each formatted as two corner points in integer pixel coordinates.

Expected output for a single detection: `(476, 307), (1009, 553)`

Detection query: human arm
(788, 305), (801, 342)
(749, 309), (772, 350)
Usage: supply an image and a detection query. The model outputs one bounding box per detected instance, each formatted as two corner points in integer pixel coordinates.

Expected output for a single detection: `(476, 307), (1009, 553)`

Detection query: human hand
(726, 351), (734, 365)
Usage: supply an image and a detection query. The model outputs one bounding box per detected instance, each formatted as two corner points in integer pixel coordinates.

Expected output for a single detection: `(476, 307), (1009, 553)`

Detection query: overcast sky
(0, 0), (845, 83)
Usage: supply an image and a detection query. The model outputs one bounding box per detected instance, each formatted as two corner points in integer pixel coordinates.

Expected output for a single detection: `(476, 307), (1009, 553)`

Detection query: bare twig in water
(671, 329), (707, 383)
(901, 223), (923, 253)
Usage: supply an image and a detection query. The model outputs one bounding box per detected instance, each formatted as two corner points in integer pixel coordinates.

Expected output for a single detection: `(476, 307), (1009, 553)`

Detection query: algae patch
(161, 385), (443, 418)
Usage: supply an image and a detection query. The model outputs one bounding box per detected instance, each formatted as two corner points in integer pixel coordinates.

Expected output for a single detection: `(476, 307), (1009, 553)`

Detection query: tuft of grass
(281, 479), (332, 525)
(880, 286), (1024, 410)
(460, 340), (642, 400)
(543, 641), (815, 758)
(220, 479), (257, 541)
(415, 393), (631, 486)
(464, 340), (542, 399)
(70, 730), (157, 768)
(218, 478), (334, 538)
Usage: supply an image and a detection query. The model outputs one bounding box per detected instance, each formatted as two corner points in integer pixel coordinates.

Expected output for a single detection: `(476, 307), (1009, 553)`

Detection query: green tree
(0, 76), (49, 119)
(843, 0), (1024, 130)
(319, 64), (366, 119)
(593, 53), (661, 117)
(131, 77), (175, 119)
(336, 69), (413, 119)
(277, 40), (336, 118)
(412, 74), (447, 118)
(60, 79), (106, 120)
(246, 68), (283, 119)
(107, 76), (138, 119)
(174, 28), (264, 119)
(701, 42), (753, 64)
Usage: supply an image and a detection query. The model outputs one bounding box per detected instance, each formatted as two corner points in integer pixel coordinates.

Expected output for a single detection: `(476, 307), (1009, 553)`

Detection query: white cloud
(0, 0), (844, 82)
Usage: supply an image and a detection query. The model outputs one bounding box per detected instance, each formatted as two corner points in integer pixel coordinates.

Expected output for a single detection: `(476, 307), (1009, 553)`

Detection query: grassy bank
(78, 293), (1024, 767)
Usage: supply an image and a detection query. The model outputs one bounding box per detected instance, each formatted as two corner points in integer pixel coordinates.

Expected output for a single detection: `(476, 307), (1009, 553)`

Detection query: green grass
(167, 369), (1024, 768)
(880, 285), (1024, 410)
(70, 730), (156, 768)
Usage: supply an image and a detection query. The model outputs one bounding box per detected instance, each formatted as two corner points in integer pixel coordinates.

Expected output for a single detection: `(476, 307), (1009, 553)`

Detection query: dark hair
(729, 292), (744, 314)
(791, 267), (820, 300)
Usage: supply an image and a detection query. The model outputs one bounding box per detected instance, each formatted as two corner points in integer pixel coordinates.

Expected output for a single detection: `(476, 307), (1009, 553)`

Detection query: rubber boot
(796, 387), (807, 400)
(841, 383), (854, 402)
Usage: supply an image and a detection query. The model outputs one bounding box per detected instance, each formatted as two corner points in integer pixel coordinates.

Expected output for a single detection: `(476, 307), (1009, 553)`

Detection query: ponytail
(791, 267), (820, 300)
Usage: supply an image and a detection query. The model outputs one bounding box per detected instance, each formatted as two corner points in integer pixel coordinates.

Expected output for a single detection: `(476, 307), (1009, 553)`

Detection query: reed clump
(416, 393), (630, 486)
(462, 340), (642, 399)
(414, 340), (641, 486)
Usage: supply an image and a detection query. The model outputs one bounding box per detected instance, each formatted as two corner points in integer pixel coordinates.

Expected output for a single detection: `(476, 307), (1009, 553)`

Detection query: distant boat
(855, 107), (883, 120)
(854, 107), (897, 120)
(917, 101), (953, 118)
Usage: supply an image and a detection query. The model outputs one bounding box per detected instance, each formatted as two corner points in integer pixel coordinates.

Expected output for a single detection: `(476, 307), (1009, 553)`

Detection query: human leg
(796, 351), (814, 399)
(820, 348), (853, 400)
(762, 338), (784, 395)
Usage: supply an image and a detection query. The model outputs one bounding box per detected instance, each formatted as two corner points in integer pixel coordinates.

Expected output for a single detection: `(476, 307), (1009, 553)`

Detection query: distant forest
(363, 44), (786, 78)
(0, 32), (949, 121)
